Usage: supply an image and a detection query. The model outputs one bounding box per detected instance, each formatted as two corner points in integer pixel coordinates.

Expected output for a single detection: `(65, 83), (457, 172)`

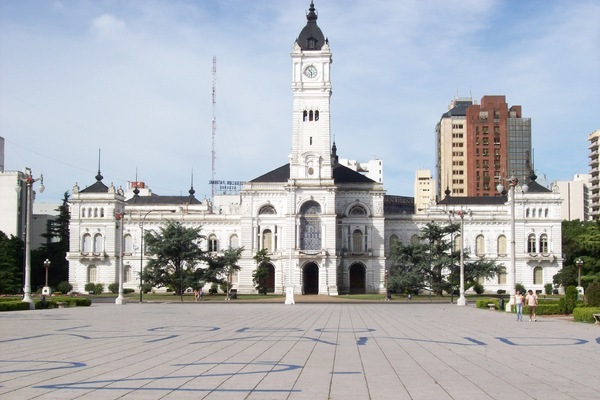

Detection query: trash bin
(499, 297), (505, 310)
(228, 289), (237, 299)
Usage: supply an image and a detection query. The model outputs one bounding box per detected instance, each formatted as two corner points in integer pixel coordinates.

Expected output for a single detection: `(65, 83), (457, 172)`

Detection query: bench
(594, 314), (600, 324)
(487, 303), (496, 310)
(56, 302), (67, 308)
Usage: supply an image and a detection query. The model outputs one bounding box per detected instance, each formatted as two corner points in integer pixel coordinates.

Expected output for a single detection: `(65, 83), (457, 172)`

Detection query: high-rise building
(437, 96), (531, 198)
(555, 174), (590, 221)
(588, 129), (600, 219)
(414, 169), (435, 214)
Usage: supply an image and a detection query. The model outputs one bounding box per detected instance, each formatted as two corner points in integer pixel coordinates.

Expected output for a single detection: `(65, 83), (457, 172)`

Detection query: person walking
(515, 290), (524, 321)
(525, 289), (538, 322)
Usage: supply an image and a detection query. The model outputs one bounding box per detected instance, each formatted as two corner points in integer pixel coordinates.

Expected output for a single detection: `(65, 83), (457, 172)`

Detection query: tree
(389, 221), (504, 295)
(34, 192), (71, 289)
(252, 249), (271, 295)
(143, 221), (206, 300)
(0, 231), (24, 294)
(203, 247), (244, 297)
(554, 220), (600, 289)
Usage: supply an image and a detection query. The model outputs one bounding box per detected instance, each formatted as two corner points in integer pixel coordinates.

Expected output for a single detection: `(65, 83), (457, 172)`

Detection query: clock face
(304, 65), (318, 79)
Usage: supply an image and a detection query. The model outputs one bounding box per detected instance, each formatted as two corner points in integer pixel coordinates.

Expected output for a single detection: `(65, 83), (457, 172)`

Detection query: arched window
(82, 234), (92, 253)
(303, 110), (308, 122)
(539, 234), (549, 254)
(94, 208), (98, 218)
(208, 234), (219, 253)
(497, 235), (507, 256)
(315, 110), (319, 121)
(300, 201), (321, 251)
(410, 234), (420, 245)
(533, 266), (543, 285)
(262, 229), (273, 252)
(88, 265), (97, 283)
(124, 234), (133, 254)
(389, 234), (399, 250)
(348, 205), (367, 216)
(100, 208), (105, 218)
(526, 208), (530, 218)
(527, 234), (537, 253)
(230, 234), (239, 249)
(497, 272), (507, 284)
(352, 229), (363, 253)
(124, 265), (132, 283)
(93, 234), (103, 254)
(544, 209), (549, 218)
(475, 234), (485, 256)
(454, 235), (461, 252)
(309, 110), (314, 121)
(81, 208), (86, 218)
(259, 205), (276, 215)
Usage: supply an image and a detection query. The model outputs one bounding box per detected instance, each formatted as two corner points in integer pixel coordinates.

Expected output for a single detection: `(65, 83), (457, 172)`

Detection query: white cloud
(90, 13), (127, 40)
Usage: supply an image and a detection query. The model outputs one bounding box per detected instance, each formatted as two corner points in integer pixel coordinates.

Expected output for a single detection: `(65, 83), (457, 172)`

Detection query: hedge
(0, 297), (92, 312)
(572, 307), (600, 323)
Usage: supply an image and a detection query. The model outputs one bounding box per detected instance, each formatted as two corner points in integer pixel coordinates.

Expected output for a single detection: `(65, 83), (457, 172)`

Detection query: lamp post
(575, 258), (583, 289)
(497, 175), (528, 312)
(115, 212), (126, 305)
(16, 169), (44, 310)
(449, 209), (470, 306)
(42, 259), (51, 295)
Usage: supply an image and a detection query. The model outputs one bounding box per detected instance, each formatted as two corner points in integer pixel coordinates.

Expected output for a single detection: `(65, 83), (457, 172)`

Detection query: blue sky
(1, 0), (599, 202)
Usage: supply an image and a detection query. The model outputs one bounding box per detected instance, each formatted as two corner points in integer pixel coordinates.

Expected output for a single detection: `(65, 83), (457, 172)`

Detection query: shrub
(544, 283), (553, 295)
(472, 282), (484, 294)
(496, 289), (506, 294)
(56, 281), (73, 294)
(565, 286), (578, 314)
(124, 288), (135, 294)
(108, 283), (119, 294)
(586, 282), (600, 306)
(95, 283), (104, 294)
(573, 307), (600, 323)
(536, 303), (561, 315)
(558, 297), (566, 314)
(0, 301), (31, 311)
(476, 298), (498, 309)
(84, 283), (96, 294)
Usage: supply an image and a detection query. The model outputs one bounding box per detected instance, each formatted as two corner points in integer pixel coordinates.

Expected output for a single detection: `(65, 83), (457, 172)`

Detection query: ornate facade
(67, 2), (563, 296)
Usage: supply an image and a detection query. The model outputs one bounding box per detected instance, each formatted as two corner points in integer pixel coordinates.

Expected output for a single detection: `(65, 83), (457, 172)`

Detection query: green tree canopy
(0, 231), (24, 294)
(142, 221), (206, 299)
(389, 221), (504, 295)
(554, 220), (600, 288)
(252, 249), (272, 294)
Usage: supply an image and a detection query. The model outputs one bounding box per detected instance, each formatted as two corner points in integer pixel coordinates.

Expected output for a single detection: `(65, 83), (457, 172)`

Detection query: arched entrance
(266, 264), (275, 293)
(303, 262), (319, 294)
(349, 263), (366, 294)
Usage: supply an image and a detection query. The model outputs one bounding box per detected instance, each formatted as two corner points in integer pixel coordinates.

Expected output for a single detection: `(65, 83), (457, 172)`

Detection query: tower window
(310, 137), (313, 145)
(315, 110), (319, 121)
(309, 110), (314, 121)
(303, 111), (307, 122)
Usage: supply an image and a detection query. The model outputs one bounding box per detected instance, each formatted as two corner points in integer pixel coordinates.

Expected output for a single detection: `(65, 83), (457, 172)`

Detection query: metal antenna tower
(211, 56), (217, 201)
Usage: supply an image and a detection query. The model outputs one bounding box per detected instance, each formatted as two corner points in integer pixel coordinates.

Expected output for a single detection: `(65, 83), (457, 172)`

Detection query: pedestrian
(525, 289), (538, 322)
(200, 289), (204, 301)
(515, 290), (524, 321)
(194, 289), (199, 302)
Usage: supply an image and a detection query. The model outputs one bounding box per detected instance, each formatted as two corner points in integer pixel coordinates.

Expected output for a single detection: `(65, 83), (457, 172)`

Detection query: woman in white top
(515, 290), (524, 321)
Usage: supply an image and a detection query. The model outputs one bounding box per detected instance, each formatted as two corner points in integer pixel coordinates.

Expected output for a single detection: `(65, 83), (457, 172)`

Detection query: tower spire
(95, 148), (103, 181)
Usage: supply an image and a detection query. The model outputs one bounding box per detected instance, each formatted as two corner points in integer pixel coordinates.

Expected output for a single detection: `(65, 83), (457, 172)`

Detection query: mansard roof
(440, 100), (473, 119)
(126, 194), (202, 205)
(296, 1), (326, 51)
(384, 195), (415, 215)
(80, 171), (109, 193)
(250, 163), (376, 184)
(437, 196), (507, 206)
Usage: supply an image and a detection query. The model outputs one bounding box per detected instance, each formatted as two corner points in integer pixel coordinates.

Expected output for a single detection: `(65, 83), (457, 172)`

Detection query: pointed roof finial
(95, 148), (103, 181)
(307, 1), (317, 22)
(133, 167), (140, 196)
(189, 169), (196, 196)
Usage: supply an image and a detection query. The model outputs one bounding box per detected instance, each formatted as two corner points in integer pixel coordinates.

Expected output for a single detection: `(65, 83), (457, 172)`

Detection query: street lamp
(449, 209), (471, 306)
(16, 169), (44, 309)
(115, 211), (126, 305)
(42, 259), (51, 295)
(497, 175), (528, 312)
(575, 258), (583, 289)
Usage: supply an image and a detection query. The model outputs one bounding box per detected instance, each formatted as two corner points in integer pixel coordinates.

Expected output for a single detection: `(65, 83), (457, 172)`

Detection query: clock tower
(290, 1), (333, 183)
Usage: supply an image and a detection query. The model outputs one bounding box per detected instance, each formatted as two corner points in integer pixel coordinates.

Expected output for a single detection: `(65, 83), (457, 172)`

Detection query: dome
(296, 1), (326, 51)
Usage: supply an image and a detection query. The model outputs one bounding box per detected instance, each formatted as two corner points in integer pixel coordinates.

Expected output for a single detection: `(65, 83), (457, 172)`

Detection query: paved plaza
(1, 300), (599, 400)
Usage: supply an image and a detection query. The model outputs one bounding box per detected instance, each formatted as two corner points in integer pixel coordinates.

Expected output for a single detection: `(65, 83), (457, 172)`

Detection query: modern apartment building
(588, 129), (600, 219)
(437, 96), (531, 199)
(554, 174), (590, 221)
(413, 169), (435, 214)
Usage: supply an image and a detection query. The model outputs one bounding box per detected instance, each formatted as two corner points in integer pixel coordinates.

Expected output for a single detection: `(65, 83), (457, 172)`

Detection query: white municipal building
(67, 2), (563, 296)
